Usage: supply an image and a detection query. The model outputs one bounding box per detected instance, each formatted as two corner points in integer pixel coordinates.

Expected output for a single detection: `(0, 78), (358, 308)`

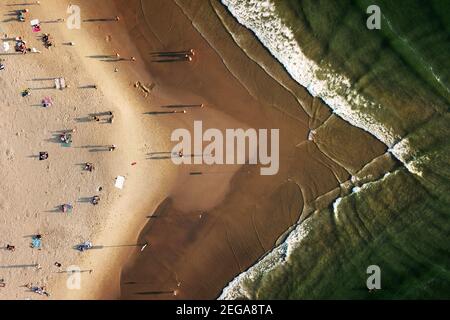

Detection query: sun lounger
(2, 42), (10, 52)
(55, 78), (67, 90)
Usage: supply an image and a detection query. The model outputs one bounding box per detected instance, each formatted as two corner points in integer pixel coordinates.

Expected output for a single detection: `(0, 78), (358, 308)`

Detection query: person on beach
(61, 204), (73, 213)
(18, 9), (29, 22)
(0, 63), (4, 71)
(85, 162), (95, 172)
(22, 88), (31, 97)
(60, 132), (72, 144)
(54, 262), (62, 268)
(91, 196), (100, 205)
(39, 152), (48, 160)
(42, 33), (52, 48)
(76, 241), (93, 252)
(0, 279), (5, 288)
(15, 37), (27, 54)
(42, 97), (53, 108)
(31, 286), (50, 297)
(6, 244), (15, 251)
(109, 145), (116, 152)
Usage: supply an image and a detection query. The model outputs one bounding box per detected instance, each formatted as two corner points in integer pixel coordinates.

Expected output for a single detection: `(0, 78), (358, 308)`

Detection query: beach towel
(42, 97), (53, 107)
(31, 19), (41, 32)
(115, 176), (125, 189)
(2, 41), (10, 52)
(31, 237), (41, 249)
(77, 241), (93, 252)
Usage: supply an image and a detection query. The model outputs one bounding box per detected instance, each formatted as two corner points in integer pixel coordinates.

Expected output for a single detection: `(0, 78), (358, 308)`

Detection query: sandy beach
(0, 0), (184, 299)
(0, 0), (388, 300)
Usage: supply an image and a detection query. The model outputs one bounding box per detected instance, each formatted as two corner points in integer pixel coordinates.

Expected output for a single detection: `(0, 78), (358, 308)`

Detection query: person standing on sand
(61, 203), (73, 213)
(85, 162), (95, 172)
(39, 152), (48, 160)
(91, 196), (100, 205)
(22, 88), (31, 97)
(18, 9), (29, 22)
(6, 244), (15, 251)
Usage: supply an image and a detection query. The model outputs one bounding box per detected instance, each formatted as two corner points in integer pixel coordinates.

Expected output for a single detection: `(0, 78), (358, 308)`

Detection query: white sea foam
(221, 0), (398, 147)
(220, 0), (418, 170)
(219, 0), (421, 171)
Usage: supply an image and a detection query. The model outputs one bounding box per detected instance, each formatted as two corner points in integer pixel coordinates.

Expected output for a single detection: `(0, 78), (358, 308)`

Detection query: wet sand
(118, 0), (387, 300)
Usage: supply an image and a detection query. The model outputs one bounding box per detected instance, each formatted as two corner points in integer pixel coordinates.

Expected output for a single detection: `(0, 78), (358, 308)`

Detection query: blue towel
(31, 238), (41, 248)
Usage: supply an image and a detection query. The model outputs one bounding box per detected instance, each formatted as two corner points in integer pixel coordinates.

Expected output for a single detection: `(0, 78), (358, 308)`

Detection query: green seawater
(242, 0), (450, 299)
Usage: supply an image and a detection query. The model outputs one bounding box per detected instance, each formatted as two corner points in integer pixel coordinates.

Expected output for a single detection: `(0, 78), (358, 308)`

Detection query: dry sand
(0, 0), (182, 299)
(0, 0), (387, 300)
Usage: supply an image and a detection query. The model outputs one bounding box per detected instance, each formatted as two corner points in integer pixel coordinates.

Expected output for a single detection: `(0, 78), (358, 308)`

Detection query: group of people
(42, 33), (52, 49)
(15, 37), (28, 54)
(17, 9), (29, 22)
(1, 5), (145, 298)
(60, 132), (72, 144)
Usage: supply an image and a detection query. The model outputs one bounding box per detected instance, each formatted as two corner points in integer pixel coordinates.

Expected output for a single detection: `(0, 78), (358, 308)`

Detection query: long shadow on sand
(0, 264), (38, 269)
(134, 291), (174, 296)
(144, 111), (185, 115)
(78, 145), (112, 153)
